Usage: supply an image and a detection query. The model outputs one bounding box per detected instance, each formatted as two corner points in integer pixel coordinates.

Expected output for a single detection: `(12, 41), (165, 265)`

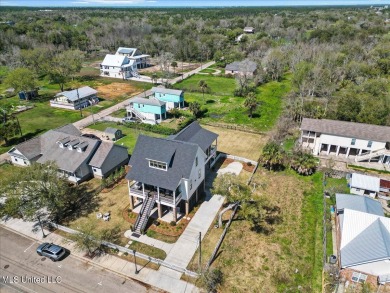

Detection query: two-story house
(8, 124), (129, 183)
(151, 87), (184, 110)
(126, 122), (218, 234)
(115, 47), (150, 69)
(100, 54), (137, 79)
(50, 86), (99, 110)
(126, 95), (167, 125)
(300, 118), (390, 166)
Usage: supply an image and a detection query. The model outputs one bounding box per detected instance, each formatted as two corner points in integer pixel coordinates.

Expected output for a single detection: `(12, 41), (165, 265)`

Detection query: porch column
(203, 179), (206, 191)
(196, 188), (199, 202)
(142, 183), (145, 197)
(358, 149), (363, 155)
(336, 146), (340, 156)
(173, 191), (176, 205)
(327, 144), (331, 155)
(158, 202), (162, 218)
(346, 147), (350, 158)
(157, 187), (160, 202)
(185, 201), (190, 216)
(129, 195), (134, 210)
(173, 207), (177, 222)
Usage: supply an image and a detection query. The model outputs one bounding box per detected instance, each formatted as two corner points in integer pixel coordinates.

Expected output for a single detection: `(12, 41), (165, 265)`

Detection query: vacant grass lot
(188, 170), (324, 292)
(202, 125), (266, 161)
(87, 122), (165, 153)
(174, 74), (291, 131)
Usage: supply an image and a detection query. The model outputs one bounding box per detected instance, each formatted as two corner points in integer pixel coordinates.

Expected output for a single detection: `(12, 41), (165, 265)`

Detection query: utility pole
(133, 250), (139, 274)
(198, 232), (202, 272)
(76, 88), (83, 117)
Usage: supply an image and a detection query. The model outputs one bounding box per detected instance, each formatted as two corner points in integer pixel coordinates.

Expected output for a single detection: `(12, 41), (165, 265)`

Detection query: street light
(37, 215), (46, 238)
(133, 250), (139, 274)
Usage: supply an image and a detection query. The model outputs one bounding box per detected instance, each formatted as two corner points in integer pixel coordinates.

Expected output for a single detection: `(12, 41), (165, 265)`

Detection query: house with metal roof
(300, 118), (390, 168)
(125, 122), (218, 234)
(225, 59), (257, 77)
(151, 87), (184, 110)
(349, 173), (380, 198)
(126, 94), (167, 125)
(8, 124), (129, 183)
(50, 86), (98, 110)
(115, 47), (150, 69)
(243, 26), (255, 33)
(335, 194), (390, 284)
(100, 54), (138, 79)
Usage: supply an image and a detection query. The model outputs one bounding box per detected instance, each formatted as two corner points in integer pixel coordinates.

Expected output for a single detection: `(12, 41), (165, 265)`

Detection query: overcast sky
(1, 0), (389, 7)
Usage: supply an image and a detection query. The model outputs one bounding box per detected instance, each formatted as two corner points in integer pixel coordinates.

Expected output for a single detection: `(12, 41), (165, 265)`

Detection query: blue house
(126, 96), (166, 125)
(151, 87), (184, 110)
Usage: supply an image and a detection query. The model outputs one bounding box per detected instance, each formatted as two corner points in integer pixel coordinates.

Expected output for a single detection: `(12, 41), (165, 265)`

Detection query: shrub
(170, 221), (176, 226)
(124, 252), (128, 256)
(246, 161), (252, 166)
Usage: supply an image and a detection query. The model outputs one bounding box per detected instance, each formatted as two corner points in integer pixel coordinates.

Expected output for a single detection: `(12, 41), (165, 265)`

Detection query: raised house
(300, 118), (390, 166)
(115, 47), (150, 69)
(151, 87), (184, 110)
(50, 86), (98, 110)
(126, 122), (218, 234)
(126, 95), (166, 125)
(100, 54), (137, 79)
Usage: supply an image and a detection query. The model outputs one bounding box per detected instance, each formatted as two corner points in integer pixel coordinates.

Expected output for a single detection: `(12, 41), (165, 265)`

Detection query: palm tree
(171, 61), (178, 76)
(290, 151), (318, 175)
(261, 142), (285, 171)
(151, 73), (158, 85)
(198, 80), (208, 99)
(189, 102), (201, 118)
(244, 92), (258, 118)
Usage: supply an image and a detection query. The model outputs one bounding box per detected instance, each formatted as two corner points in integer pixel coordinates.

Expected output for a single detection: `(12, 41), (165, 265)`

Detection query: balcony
(129, 182), (181, 205)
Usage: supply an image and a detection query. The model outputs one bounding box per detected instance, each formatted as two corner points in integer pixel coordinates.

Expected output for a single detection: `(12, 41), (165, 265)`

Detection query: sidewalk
(124, 230), (174, 254)
(159, 193), (225, 279)
(1, 217), (199, 293)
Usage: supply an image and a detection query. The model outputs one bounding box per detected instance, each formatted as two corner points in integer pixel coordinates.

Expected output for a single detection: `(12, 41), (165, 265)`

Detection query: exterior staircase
(128, 106), (147, 121)
(131, 70), (140, 78)
(355, 149), (390, 162)
(133, 193), (156, 235)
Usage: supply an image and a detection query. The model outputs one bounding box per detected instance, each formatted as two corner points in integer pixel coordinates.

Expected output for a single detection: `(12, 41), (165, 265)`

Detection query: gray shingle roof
(10, 124), (99, 173)
(126, 135), (198, 191)
(105, 127), (119, 135)
(336, 194), (384, 216)
(130, 97), (165, 107)
(151, 87), (183, 96)
(55, 86), (97, 102)
(340, 210), (390, 268)
(89, 142), (128, 171)
(301, 118), (390, 142)
(170, 121), (218, 153)
(225, 60), (257, 73)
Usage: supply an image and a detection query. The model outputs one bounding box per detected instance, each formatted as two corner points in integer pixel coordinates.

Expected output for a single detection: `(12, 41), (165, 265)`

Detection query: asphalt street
(0, 227), (159, 293)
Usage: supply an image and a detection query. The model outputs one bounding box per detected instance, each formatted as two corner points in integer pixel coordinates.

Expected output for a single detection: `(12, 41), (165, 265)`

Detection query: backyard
(174, 74), (291, 131)
(86, 122), (165, 153)
(186, 169), (326, 292)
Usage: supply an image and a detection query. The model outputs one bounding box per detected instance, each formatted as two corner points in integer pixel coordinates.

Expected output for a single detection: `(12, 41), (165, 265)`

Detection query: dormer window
(351, 138), (356, 146)
(149, 160), (167, 171)
(367, 141), (373, 148)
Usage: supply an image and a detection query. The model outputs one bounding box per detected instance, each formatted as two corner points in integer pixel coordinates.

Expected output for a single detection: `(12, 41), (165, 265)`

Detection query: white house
(8, 124), (129, 183)
(300, 118), (390, 165)
(116, 47), (150, 69)
(125, 122), (218, 234)
(50, 86), (98, 110)
(335, 194), (390, 284)
(349, 173), (380, 198)
(100, 54), (137, 79)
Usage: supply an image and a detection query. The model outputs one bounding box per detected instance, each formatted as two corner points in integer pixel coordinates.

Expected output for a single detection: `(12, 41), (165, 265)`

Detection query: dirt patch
(96, 83), (142, 100)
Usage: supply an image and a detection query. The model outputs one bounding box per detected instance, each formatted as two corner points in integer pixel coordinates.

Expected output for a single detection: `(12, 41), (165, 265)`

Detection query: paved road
(0, 227), (158, 293)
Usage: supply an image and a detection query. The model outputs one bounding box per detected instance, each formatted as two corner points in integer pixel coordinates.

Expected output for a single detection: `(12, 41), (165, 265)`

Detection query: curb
(0, 224), (165, 293)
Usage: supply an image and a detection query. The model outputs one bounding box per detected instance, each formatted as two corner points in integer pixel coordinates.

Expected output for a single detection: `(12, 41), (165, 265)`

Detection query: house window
(367, 141), (372, 148)
(351, 138), (356, 145)
(195, 156), (198, 167)
(14, 158), (18, 162)
(198, 169), (201, 179)
(93, 168), (97, 172)
(149, 160), (167, 171)
(351, 272), (367, 283)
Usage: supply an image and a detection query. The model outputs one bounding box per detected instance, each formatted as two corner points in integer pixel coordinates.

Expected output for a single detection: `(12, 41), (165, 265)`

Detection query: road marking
(58, 264), (62, 268)
(97, 281), (102, 286)
(24, 242), (36, 253)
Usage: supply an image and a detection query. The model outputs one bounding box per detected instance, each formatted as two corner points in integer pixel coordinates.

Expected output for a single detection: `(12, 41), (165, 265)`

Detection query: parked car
(36, 243), (66, 261)
(122, 117), (137, 123)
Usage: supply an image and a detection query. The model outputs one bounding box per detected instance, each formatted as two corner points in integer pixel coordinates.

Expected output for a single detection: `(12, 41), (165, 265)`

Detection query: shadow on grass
(2, 129), (45, 148)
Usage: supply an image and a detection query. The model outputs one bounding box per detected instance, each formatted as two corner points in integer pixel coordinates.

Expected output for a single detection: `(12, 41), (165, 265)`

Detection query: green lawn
(174, 74), (291, 131)
(87, 122), (165, 153)
(199, 68), (216, 74)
